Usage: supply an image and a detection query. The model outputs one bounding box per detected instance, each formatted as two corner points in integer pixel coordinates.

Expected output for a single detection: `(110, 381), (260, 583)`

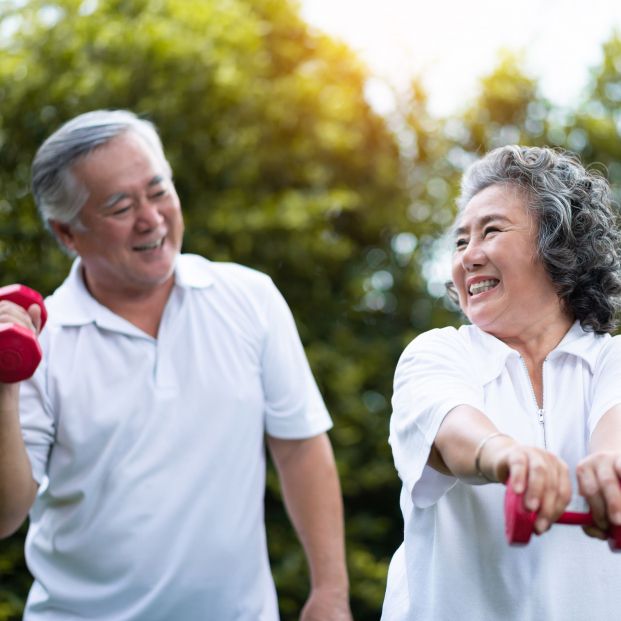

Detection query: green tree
(572, 31), (621, 201)
(0, 1), (439, 618)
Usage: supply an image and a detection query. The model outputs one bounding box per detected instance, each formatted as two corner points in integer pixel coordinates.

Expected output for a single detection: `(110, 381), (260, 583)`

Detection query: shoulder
(178, 254), (277, 303)
(396, 325), (478, 377)
(178, 255), (287, 331)
(592, 332), (621, 371)
(401, 324), (480, 360)
(395, 324), (508, 387)
(178, 254), (273, 289)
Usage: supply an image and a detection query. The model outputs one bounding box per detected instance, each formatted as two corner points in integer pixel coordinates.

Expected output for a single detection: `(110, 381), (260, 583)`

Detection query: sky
(300, 0), (621, 117)
(300, 0), (621, 293)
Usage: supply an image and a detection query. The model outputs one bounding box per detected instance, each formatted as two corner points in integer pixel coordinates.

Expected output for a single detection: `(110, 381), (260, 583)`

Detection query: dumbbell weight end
(0, 284), (47, 384)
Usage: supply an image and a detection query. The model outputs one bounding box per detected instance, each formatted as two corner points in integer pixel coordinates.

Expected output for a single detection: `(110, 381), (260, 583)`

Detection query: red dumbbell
(505, 483), (621, 552)
(0, 284), (47, 383)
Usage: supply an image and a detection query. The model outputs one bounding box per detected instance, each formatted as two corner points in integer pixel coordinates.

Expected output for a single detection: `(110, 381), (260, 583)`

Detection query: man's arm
(0, 382), (38, 538)
(0, 302), (41, 538)
(266, 432), (352, 621)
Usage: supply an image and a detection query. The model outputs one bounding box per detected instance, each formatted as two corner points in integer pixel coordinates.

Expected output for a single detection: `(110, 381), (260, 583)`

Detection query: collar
(46, 254), (214, 331)
(546, 320), (604, 373)
(465, 320), (604, 385)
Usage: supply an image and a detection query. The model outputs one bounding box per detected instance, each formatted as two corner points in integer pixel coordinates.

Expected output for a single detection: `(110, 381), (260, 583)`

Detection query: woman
(382, 145), (621, 620)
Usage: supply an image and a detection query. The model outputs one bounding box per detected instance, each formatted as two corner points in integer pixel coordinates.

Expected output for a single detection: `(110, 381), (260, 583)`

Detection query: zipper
(519, 356), (547, 448)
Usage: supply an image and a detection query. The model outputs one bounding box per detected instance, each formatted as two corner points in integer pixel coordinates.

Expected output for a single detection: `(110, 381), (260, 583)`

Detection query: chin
(467, 314), (499, 333)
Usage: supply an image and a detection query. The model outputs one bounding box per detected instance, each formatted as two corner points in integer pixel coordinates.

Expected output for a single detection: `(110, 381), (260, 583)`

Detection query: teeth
(469, 279), (499, 295)
(134, 238), (163, 251)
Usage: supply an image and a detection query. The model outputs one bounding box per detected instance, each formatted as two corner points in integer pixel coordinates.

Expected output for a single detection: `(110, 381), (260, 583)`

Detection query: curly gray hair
(448, 145), (621, 334)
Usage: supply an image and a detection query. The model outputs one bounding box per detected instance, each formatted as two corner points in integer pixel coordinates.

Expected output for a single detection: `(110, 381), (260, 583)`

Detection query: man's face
(54, 131), (184, 301)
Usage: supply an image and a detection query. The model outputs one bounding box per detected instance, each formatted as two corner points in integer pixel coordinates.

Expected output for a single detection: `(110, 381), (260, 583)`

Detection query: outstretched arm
(267, 432), (352, 621)
(433, 404), (572, 534)
(577, 405), (621, 540)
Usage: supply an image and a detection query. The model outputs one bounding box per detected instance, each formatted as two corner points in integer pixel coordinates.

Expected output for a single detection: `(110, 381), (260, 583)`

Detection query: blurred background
(2, 0), (621, 619)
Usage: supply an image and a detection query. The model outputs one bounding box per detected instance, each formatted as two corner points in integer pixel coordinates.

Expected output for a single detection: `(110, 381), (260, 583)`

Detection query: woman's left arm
(576, 405), (621, 539)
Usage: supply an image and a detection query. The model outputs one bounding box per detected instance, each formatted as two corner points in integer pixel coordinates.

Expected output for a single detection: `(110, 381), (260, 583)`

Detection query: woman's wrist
(474, 431), (512, 482)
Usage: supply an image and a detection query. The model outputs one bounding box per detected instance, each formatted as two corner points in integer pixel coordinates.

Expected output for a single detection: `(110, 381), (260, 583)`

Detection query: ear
(49, 220), (78, 254)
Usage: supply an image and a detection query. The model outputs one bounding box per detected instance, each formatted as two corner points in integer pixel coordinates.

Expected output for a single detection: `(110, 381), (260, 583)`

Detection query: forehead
(71, 132), (165, 191)
(454, 183), (533, 231)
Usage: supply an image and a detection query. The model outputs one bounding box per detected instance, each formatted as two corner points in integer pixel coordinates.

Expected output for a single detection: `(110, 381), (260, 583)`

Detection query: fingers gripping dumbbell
(505, 484), (621, 552)
(0, 284), (47, 383)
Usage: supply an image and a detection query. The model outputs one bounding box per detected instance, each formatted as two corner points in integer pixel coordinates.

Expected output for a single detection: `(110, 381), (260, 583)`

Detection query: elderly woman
(381, 145), (621, 620)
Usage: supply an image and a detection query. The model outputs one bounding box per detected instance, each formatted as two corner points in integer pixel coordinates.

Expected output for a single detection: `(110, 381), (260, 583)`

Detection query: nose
(135, 198), (164, 231)
(460, 238), (486, 271)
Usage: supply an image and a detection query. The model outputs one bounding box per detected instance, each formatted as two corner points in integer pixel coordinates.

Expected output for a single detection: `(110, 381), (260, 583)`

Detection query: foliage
(2, 1), (621, 619)
(0, 0), (435, 619)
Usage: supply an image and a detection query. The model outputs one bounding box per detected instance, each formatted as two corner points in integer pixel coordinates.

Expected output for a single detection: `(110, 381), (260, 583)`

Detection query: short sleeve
(389, 327), (484, 504)
(19, 331), (55, 484)
(589, 334), (621, 434)
(260, 280), (332, 439)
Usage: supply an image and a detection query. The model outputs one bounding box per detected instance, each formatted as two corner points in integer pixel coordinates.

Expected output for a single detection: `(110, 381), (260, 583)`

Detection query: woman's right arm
(433, 404), (572, 535)
(391, 328), (571, 533)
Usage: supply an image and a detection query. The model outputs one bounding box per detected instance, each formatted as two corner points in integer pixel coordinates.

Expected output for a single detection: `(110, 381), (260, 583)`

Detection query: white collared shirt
(383, 322), (621, 621)
(19, 254), (332, 621)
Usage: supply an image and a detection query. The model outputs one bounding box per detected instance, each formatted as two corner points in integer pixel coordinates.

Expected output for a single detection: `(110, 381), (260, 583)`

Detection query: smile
(469, 279), (499, 295)
(133, 237), (164, 252)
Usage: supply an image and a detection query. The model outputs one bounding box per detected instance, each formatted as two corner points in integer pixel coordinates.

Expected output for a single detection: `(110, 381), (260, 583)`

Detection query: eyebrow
(100, 175), (167, 210)
(454, 213), (512, 237)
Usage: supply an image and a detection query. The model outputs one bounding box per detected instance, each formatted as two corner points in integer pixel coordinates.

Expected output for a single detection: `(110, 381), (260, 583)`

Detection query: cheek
(166, 204), (184, 227)
(450, 258), (464, 291)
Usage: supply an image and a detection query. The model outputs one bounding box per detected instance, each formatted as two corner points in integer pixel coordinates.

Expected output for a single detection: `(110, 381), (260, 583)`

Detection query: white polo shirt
(382, 322), (621, 621)
(19, 254), (332, 621)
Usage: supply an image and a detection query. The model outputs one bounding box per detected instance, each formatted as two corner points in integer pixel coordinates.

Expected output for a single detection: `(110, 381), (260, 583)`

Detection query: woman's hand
(483, 440), (572, 534)
(576, 451), (621, 540)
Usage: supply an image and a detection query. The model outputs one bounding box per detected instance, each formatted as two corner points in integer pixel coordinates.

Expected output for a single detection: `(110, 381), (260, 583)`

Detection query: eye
(149, 188), (168, 201)
(110, 205), (132, 217)
(455, 237), (468, 250)
(483, 226), (500, 237)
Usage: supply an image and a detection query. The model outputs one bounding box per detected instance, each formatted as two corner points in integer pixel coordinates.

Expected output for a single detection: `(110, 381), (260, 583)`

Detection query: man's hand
(267, 434), (352, 621)
(300, 587), (353, 621)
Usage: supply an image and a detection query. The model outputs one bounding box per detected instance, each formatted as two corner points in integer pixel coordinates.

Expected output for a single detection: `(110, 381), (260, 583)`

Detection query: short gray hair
(31, 109), (171, 229)
(449, 145), (621, 334)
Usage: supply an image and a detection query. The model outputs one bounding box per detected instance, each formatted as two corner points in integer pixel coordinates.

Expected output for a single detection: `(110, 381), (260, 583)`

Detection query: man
(0, 110), (352, 620)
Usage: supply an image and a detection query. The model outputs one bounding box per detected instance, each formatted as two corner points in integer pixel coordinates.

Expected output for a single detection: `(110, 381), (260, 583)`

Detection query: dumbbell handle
(505, 483), (621, 551)
(556, 511), (596, 527)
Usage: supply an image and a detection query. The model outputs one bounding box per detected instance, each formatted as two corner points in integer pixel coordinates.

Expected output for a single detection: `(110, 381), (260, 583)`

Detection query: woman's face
(451, 183), (564, 339)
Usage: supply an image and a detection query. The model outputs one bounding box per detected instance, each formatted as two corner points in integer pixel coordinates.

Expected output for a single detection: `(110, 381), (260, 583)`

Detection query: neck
(82, 271), (174, 338)
(497, 312), (573, 409)
(499, 313), (573, 364)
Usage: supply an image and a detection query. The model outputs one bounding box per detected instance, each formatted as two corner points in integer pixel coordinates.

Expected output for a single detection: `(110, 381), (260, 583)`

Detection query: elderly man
(0, 110), (352, 621)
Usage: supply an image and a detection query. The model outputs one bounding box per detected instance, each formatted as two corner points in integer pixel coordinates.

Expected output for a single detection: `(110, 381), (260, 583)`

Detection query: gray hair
(31, 109), (171, 230)
(448, 145), (621, 334)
